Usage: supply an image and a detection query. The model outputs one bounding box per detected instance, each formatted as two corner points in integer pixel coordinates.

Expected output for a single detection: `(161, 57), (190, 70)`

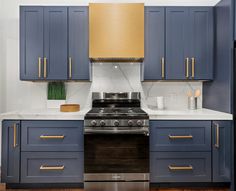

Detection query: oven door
(84, 133), (149, 182)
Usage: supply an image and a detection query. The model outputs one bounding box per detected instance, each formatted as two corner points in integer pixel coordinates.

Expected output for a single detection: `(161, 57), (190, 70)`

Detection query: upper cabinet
(20, 7), (44, 80)
(20, 6), (90, 81)
(68, 7), (89, 80)
(44, 7), (68, 80)
(144, 7), (165, 80)
(143, 7), (213, 81)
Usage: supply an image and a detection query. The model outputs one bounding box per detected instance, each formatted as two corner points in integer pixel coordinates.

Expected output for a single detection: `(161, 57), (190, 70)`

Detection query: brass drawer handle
(169, 165), (193, 171)
(69, 57), (72, 79)
(161, 57), (165, 79)
(185, 57), (189, 78)
(13, 123), (17, 148)
(168, 135), (193, 139)
(191, 57), (195, 78)
(40, 165), (65, 171)
(40, 135), (65, 139)
(214, 122), (220, 148)
(38, 57), (42, 78)
(43, 57), (47, 78)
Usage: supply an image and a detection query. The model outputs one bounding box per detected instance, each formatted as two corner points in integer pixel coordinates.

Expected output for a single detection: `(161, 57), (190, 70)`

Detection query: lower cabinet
(1, 120), (21, 183)
(150, 152), (211, 182)
(212, 121), (231, 182)
(150, 120), (232, 183)
(21, 152), (83, 183)
(1, 120), (84, 185)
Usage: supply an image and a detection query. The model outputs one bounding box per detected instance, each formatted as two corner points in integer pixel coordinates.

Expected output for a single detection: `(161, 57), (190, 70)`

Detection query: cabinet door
(68, 7), (90, 80)
(189, 7), (213, 80)
(144, 7), (165, 80)
(20, 6), (44, 80)
(44, 7), (68, 80)
(1, 121), (20, 183)
(166, 8), (190, 80)
(212, 121), (231, 182)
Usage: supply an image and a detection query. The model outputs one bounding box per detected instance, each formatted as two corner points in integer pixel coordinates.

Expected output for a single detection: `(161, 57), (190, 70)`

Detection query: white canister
(156, 96), (164, 110)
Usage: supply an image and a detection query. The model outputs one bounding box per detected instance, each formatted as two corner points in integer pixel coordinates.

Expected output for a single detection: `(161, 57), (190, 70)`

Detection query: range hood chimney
(89, 3), (144, 62)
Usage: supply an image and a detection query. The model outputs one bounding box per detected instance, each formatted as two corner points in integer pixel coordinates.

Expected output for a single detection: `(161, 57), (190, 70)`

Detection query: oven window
(84, 134), (149, 173)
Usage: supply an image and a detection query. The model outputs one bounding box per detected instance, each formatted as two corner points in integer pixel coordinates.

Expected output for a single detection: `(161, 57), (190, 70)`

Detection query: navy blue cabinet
(144, 7), (165, 80)
(21, 120), (84, 151)
(165, 7), (190, 80)
(189, 7), (213, 80)
(44, 7), (68, 80)
(1, 121), (20, 183)
(20, 7), (44, 80)
(68, 7), (89, 80)
(20, 6), (90, 81)
(144, 7), (213, 81)
(212, 121), (231, 182)
(150, 120), (211, 152)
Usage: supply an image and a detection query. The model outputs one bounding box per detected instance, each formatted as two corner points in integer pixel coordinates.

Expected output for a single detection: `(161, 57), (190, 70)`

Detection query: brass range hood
(89, 3), (144, 62)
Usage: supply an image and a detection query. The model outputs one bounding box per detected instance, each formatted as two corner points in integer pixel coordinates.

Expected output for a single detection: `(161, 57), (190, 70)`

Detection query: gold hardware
(185, 57), (189, 78)
(168, 135), (193, 139)
(214, 122), (220, 148)
(43, 57), (47, 78)
(168, 165), (193, 171)
(40, 165), (65, 171)
(89, 3), (144, 59)
(38, 57), (42, 78)
(13, 123), (17, 148)
(69, 57), (72, 79)
(40, 135), (65, 139)
(191, 57), (195, 78)
(161, 57), (165, 79)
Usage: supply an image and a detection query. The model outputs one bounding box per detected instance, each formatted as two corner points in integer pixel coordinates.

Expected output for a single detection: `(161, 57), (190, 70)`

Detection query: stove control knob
(90, 120), (97, 126)
(137, 120), (143, 127)
(128, 120), (133, 127)
(100, 120), (106, 127)
(114, 120), (119, 127)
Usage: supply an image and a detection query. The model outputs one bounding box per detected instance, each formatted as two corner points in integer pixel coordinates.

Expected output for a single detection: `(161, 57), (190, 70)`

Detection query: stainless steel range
(84, 92), (149, 190)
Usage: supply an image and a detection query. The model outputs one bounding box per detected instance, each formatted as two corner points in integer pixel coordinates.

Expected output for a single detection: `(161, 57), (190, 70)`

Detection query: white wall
(0, 0), (218, 112)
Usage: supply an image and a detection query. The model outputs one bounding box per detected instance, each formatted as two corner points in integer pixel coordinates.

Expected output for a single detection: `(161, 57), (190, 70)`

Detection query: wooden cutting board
(60, 104), (80, 112)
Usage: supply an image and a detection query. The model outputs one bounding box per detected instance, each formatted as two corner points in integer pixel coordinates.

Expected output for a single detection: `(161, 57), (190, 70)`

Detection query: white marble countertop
(0, 108), (90, 120)
(0, 108), (233, 121)
(143, 108), (233, 120)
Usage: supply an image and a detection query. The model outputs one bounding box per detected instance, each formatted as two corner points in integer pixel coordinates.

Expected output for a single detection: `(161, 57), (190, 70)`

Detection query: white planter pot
(47, 100), (66, 109)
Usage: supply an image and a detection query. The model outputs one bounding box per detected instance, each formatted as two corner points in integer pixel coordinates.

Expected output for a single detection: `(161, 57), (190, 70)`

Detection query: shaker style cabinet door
(68, 7), (90, 80)
(212, 121), (232, 182)
(165, 7), (190, 80)
(44, 7), (68, 80)
(20, 6), (44, 80)
(1, 121), (21, 183)
(189, 7), (213, 80)
(144, 7), (165, 80)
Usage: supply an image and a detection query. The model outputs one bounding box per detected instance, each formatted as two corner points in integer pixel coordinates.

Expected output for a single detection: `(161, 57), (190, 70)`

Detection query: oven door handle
(84, 129), (149, 135)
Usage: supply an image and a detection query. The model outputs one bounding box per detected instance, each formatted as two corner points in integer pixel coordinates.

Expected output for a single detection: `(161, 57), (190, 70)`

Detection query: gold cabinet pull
(214, 122), (220, 148)
(43, 57), (47, 78)
(168, 135), (193, 139)
(40, 135), (65, 139)
(161, 57), (165, 79)
(38, 57), (42, 78)
(13, 123), (17, 148)
(185, 57), (189, 78)
(69, 57), (72, 79)
(191, 57), (195, 78)
(40, 165), (65, 171)
(169, 165), (193, 171)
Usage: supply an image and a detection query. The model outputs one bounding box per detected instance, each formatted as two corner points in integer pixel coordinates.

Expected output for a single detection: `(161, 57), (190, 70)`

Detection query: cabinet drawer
(150, 121), (211, 151)
(150, 152), (211, 183)
(21, 152), (83, 183)
(21, 121), (84, 151)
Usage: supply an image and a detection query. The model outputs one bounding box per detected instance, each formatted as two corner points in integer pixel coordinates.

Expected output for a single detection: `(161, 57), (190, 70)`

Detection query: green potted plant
(47, 82), (66, 108)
